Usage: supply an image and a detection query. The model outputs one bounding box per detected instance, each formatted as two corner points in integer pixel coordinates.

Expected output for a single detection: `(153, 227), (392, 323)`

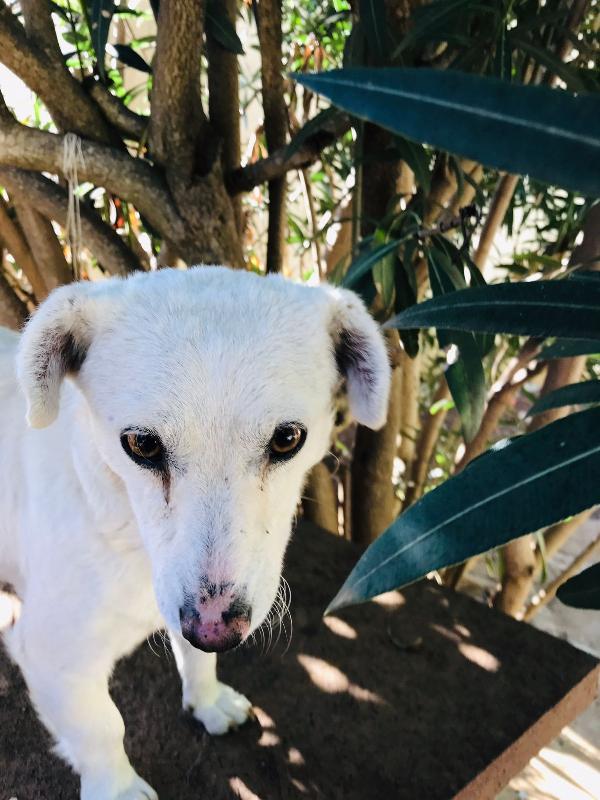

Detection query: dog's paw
(191, 682), (253, 735)
(81, 769), (158, 800)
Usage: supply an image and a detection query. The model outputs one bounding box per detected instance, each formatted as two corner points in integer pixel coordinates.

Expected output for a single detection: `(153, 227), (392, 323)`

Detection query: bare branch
(0, 118), (186, 245)
(0, 168), (144, 276)
(0, 265), (27, 330)
(16, 205), (72, 289)
(523, 531), (600, 621)
(206, 0), (241, 230)
(85, 79), (148, 142)
(256, 0), (287, 273)
(0, 2), (114, 142)
(227, 114), (349, 195)
(149, 0), (206, 180)
(473, 173), (519, 269)
(0, 194), (48, 300)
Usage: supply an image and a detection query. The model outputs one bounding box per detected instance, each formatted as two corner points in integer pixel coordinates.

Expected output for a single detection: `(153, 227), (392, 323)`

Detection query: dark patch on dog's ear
(33, 330), (88, 386)
(328, 289), (392, 430)
(18, 284), (93, 428)
(335, 328), (377, 395)
(63, 331), (88, 374)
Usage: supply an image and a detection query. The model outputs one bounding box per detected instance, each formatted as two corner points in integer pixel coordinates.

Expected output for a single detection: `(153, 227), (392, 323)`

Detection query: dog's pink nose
(179, 589), (251, 653)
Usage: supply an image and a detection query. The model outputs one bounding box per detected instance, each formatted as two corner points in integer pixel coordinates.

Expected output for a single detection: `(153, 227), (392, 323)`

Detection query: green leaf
(206, 0), (244, 55)
(557, 563), (600, 610)
(292, 68), (600, 197)
(540, 339), (600, 360)
(341, 238), (401, 289)
(427, 248), (485, 441)
(110, 44), (152, 74)
(528, 380), (600, 417)
(385, 279), (600, 340)
(372, 253), (395, 311)
(509, 33), (588, 93)
(326, 407), (600, 612)
(395, 0), (484, 57)
(393, 136), (431, 193)
(394, 255), (419, 357)
(85, 1), (115, 79)
(359, 0), (390, 64)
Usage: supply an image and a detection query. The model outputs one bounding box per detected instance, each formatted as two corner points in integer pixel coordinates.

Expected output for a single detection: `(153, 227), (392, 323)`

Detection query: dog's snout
(179, 586), (251, 653)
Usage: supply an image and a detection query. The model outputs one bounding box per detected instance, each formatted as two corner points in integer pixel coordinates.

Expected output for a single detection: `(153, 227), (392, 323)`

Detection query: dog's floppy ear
(17, 282), (94, 428)
(327, 286), (392, 430)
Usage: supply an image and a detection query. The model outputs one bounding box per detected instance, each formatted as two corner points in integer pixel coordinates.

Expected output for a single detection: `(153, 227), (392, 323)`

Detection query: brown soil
(1, 522), (597, 800)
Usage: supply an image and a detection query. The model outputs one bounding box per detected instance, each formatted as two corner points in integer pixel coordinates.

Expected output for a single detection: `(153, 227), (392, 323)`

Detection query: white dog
(0, 266), (390, 800)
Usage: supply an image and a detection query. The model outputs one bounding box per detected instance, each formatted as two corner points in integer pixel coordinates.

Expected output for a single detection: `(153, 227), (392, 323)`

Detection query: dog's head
(17, 267), (391, 651)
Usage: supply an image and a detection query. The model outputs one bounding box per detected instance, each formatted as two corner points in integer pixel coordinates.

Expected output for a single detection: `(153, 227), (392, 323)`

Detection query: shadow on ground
(1, 522), (597, 800)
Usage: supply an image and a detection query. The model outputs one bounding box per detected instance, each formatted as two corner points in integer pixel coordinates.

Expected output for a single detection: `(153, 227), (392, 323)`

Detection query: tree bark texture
(256, 0), (288, 273)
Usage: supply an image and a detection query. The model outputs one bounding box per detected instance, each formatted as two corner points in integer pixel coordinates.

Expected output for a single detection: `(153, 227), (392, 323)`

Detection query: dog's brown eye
(269, 423), (306, 462)
(121, 431), (164, 469)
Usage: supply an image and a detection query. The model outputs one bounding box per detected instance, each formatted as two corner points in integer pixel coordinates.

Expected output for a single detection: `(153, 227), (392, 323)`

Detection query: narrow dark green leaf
(385, 280), (600, 340)
(326, 408), (600, 612)
(341, 239), (401, 289)
(372, 253), (395, 311)
(557, 563), (600, 610)
(206, 0), (244, 55)
(510, 33), (587, 92)
(359, 0), (390, 64)
(427, 248), (485, 441)
(86, 1), (115, 79)
(111, 44), (152, 74)
(293, 68), (600, 197)
(541, 339), (600, 360)
(394, 0), (477, 56)
(393, 136), (431, 193)
(394, 255), (419, 357)
(528, 380), (600, 416)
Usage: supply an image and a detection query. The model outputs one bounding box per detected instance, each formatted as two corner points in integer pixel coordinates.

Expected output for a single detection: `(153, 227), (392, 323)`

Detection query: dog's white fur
(0, 266), (390, 799)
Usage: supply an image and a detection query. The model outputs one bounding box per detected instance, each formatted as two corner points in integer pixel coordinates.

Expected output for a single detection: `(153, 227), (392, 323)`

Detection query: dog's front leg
(168, 629), (252, 734)
(20, 662), (157, 800)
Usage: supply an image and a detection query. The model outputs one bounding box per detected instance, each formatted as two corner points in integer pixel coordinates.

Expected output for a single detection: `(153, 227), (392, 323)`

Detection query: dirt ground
(1, 522), (598, 800)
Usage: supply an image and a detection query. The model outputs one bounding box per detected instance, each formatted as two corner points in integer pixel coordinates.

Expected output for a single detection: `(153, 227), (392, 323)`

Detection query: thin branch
(0, 262), (28, 330)
(227, 113), (349, 194)
(0, 116), (186, 245)
(206, 0), (241, 230)
(0, 1), (114, 142)
(16, 203), (72, 289)
(0, 194), (48, 300)
(0, 168), (144, 276)
(256, 0), (287, 273)
(473, 173), (519, 269)
(149, 0), (206, 180)
(404, 380), (451, 508)
(536, 509), (595, 575)
(455, 361), (545, 472)
(85, 79), (148, 142)
(523, 530), (600, 621)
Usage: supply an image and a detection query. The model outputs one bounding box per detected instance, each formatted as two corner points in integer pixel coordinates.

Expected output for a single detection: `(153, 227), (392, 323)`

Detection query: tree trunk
(351, 350), (402, 545)
(303, 462), (339, 535)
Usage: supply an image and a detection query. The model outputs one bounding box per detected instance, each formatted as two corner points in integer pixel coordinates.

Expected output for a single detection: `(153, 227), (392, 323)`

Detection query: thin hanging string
(62, 133), (85, 279)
